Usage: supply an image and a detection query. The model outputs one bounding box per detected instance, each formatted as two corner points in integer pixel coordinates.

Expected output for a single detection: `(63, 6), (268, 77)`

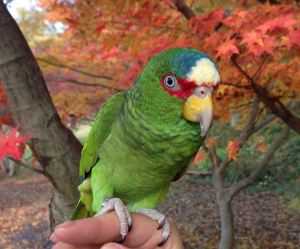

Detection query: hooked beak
(182, 86), (213, 137)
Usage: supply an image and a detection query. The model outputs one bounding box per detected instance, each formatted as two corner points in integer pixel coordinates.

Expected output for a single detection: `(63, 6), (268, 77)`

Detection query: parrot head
(134, 48), (220, 137)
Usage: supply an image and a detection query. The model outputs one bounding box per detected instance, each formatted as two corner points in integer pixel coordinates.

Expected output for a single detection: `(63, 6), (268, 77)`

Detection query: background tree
(0, 0), (82, 229)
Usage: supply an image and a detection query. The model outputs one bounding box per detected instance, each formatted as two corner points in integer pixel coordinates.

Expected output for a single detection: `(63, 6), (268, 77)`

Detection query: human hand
(50, 211), (184, 249)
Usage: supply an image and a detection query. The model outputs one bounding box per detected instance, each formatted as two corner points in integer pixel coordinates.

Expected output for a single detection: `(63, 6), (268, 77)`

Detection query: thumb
(101, 242), (130, 249)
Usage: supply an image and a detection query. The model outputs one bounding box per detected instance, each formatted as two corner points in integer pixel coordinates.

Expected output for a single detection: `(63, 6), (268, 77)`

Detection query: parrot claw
(157, 217), (165, 230)
(128, 220), (132, 232)
(158, 234), (169, 247)
(136, 209), (171, 247)
(95, 198), (132, 244)
(117, 234), (126, 244)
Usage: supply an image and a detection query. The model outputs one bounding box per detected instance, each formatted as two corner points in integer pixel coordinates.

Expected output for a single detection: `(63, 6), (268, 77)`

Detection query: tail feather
(71, 200), (88, 220)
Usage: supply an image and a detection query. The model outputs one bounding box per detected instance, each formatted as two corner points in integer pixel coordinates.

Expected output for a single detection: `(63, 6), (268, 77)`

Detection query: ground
(0, 168), (299, 249)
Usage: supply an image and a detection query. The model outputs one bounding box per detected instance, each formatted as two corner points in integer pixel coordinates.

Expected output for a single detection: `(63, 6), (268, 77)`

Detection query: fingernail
(101, 243), (123, 249)
(50, 233), (54, 241)
(54, 220), (76, 230)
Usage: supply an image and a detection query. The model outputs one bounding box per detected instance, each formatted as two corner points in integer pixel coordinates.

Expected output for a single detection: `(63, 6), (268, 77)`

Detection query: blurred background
(0, 0), (299, 248)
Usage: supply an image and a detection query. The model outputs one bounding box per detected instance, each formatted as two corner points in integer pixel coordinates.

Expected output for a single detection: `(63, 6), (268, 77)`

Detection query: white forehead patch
(186, 58), (220, 86)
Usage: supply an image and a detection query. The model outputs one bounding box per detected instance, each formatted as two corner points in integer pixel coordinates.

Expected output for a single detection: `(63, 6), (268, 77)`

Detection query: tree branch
(219, 99), (260, 175)
(206, 131), (222, 166)
(229, 125), (290, 197)
(186, 170), (212, 176)
(253, 55), (269, 80)
(45, 76), (122, 91)
(36, 57), (114, 80)
(173, 0), (195, 20)
(5, 155), (45, 175)
(231, 57), (300, 135)
(222, 82), (253, 88)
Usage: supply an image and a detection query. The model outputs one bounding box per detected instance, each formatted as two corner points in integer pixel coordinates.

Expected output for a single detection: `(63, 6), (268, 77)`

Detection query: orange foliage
(2, 0), (300, 164)
(30, 1), (299, 126)
(226, 140), (241, 162)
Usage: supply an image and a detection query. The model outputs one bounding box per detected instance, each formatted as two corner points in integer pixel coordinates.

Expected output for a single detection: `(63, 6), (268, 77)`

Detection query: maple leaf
(220, 113), (232, 124)
(18, 141), (26, 155)
(206, 137), (217, 147)
(241, 31), (266, 48)
(216, 38), (239, 59)
(31, 154), (38, 167)
(205, 33), (223, 49)
(257, 141), (267, 153)
(280, 30), (300, 51)
(226, 140), (241, 162)
(0, 113), (12, 126)
(0, 126), (33, 163)
(65, 18), (77, 25)
(194, 150), (207, 164)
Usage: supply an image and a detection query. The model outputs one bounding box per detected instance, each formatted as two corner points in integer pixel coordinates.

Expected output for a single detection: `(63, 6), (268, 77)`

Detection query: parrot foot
(94, 198), (132, 244)
(136, 208), (170, 247)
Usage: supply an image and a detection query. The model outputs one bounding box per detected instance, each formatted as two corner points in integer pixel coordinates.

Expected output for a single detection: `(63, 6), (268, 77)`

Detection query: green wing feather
(79, 91), (125, 179)
(71, 91), (125, 220)
(172, 157), (194, 182)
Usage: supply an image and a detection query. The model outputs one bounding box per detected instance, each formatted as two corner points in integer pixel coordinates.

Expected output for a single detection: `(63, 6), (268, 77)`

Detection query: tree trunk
(213, 167), (235, 249)
(0, 2), (82, 229)
(259, 96), (300, 135)
(216, 192), (234, 249)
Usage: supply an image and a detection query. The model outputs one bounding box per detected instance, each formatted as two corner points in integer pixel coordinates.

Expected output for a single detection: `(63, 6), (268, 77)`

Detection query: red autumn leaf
(280, 29), (300, 51)
(106, 5), (121, 17)
(31, 154), (38, 168)
(65, 18), (78, 25)
(0, 113), (12, 126)
(257, 141), (267, 153)
(205, 32), (223, 49)
(18, 141), (26, 155)
(194, 150), (207, 164)
(206, 137), (217, 147)
(220, 114), (232, 124)
(95, 23), (106, 36)
(226, 140), (241, 162)
(241, 31), (266, 48)
(216, 38), (239, 59)
(0, 126), (33, 163)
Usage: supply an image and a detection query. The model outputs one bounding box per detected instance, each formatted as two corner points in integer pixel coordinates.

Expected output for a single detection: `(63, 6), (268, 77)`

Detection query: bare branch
(173, 0), (195, 20)
(45, 76), (122, 91)
(229, 125), (290, 197)
(219, 99), (260, 175)
(222, 82), (253, 89)
(5, 155), (45, 175)
(202, 143), (214, 163)
(206, 131), (222, 166)
(36, 57), (114, 80)
(253, 55), (269, 80)
(253, 114), (276, 133)
(230, 57), (252, 81)
(186, 170), (212, 176)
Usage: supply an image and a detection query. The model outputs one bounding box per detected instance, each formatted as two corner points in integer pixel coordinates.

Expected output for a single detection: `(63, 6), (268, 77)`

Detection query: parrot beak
(182, 86), (213, 137)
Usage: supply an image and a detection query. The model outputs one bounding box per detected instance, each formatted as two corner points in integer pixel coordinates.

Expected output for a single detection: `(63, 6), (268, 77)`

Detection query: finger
(53, 212), (183, 249)
(123, 216), (183, 249)
(50, 233), (59, 243)
(53, 243), (104, 249)
(53, 212), (121, 245)
(101, 242), (130, 249)
(53, 212), (159, 246)
(52, 241), (65, 249)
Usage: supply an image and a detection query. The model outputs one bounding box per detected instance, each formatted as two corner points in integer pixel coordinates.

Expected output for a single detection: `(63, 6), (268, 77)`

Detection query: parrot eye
(164, 75), (178, 90)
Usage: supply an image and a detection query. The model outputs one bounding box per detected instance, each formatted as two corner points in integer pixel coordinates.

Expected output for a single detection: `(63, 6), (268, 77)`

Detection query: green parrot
(71, 47), (220, 246)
